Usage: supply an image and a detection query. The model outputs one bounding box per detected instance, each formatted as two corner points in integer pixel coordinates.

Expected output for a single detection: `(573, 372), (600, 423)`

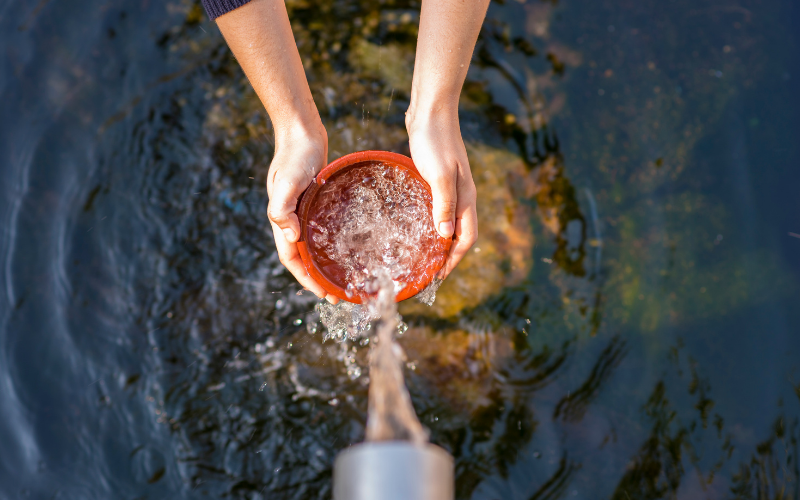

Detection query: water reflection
(132, 0), (799, 496)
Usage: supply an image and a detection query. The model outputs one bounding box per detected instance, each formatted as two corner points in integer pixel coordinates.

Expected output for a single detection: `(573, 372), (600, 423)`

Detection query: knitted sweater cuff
(201, 0), (252, 20)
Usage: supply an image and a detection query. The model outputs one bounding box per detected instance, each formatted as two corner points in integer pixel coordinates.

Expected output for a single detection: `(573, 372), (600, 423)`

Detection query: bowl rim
(296, 150), (451, 303)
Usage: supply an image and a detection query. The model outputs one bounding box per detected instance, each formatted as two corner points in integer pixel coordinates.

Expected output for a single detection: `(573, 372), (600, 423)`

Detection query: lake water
(1, 0), (798, 498)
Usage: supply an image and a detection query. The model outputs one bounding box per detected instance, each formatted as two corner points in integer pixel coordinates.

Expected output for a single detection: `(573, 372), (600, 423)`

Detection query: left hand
(406, 109), (478, 279)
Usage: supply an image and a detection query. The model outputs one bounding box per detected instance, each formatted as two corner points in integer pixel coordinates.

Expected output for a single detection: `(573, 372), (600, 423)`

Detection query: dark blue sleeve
(201, 0), (253, 20)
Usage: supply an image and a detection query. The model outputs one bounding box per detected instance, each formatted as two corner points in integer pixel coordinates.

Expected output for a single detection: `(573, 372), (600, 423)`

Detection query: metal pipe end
(333, 442), (454, 500)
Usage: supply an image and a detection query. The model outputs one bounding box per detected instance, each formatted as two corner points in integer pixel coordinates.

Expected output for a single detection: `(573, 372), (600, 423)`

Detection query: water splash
(414, 278), (443, 307)
(307, 161), (446, 301)
(314, 275), (428, 445)
(309, 163), (441, 444)
(364, 271), (428, 444)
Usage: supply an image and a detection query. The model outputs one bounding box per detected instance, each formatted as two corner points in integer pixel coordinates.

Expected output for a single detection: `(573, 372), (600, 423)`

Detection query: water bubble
(293, 318), (303, 325)
(396, 321), (408, 335)
(346, 366), (362, 380)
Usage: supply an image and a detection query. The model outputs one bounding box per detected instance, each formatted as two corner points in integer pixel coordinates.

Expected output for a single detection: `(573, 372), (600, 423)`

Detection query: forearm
(215, 0), (322, 140)
(407, 0), (490, 124)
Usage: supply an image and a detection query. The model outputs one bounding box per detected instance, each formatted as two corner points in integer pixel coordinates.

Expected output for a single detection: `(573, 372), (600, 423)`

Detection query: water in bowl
(308, 161), (447, 444)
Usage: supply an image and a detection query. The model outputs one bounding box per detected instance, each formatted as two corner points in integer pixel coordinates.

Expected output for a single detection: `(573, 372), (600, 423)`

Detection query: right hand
(266, 122), (339, 303)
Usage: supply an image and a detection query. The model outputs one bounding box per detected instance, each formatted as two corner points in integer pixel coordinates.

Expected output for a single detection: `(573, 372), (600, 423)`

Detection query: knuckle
(267, 206), (287, 224)
(437, 200), (458, 215)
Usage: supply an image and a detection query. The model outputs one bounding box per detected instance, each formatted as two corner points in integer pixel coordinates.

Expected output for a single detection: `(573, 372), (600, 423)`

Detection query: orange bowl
(296, 151), (451, 304)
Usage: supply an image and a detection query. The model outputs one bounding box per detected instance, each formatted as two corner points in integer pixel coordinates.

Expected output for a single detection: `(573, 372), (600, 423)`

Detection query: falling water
(310, 162), (443, 444)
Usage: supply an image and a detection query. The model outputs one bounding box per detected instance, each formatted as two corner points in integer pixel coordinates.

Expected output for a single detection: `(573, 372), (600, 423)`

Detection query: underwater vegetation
(52, 0), (797, 497)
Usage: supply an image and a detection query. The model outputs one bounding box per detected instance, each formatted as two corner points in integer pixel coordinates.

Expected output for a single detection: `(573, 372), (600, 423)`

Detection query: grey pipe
(333, 442), (454, 500)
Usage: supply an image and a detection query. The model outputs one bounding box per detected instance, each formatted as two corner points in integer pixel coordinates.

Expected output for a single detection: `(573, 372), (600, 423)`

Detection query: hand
(266, 122), (339, 303)
(407, 109), (478, 279)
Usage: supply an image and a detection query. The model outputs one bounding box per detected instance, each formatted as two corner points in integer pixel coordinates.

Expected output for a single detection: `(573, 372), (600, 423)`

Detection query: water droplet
(396, 321), (408, 335)
(346, 366), (362, 380)
(293, 318), (303, 325)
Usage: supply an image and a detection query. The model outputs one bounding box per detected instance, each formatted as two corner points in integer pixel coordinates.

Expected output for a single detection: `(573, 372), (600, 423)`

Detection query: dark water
(1, 0), (798, 498)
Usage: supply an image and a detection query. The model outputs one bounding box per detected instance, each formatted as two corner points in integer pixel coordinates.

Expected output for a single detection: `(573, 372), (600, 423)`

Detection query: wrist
(405, 101), (459, 138)
(273, 113), (327, 148)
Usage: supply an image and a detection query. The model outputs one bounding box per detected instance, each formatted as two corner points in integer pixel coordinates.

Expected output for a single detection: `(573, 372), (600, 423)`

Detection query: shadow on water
(0, 0), (798, 498)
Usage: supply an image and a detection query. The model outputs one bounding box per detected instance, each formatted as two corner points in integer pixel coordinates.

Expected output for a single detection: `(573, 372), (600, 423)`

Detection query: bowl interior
(296, 152), (451, 303)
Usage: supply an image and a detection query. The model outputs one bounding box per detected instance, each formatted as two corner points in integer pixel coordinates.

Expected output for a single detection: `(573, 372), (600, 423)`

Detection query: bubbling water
(307, 161), (445, 444)
(306, 161), (446, 301)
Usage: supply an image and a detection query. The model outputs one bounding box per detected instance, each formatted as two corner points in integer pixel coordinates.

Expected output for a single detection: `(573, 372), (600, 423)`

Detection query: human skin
(216, 0), (488, 302)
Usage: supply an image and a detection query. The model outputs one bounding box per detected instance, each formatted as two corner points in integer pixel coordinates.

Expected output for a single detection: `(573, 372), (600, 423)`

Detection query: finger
(270, 221), (328, 299)
(267, 175), (304, 243)
(439, 198), (478, 279)
(425, 168), (458, 239)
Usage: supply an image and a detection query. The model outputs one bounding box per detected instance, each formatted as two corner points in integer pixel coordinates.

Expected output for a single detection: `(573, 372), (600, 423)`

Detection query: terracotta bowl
(296, 151), (451, 304)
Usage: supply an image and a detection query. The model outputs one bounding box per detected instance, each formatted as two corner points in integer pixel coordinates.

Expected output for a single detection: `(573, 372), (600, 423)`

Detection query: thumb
(427, 173), (457, 239)
(267, 177), (302, 243)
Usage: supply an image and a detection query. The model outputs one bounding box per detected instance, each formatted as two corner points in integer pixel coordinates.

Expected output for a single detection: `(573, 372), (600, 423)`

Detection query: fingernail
(282, 228), (296, 241)
(325, 295), (335, 304)
(438, 221), (454, 238)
